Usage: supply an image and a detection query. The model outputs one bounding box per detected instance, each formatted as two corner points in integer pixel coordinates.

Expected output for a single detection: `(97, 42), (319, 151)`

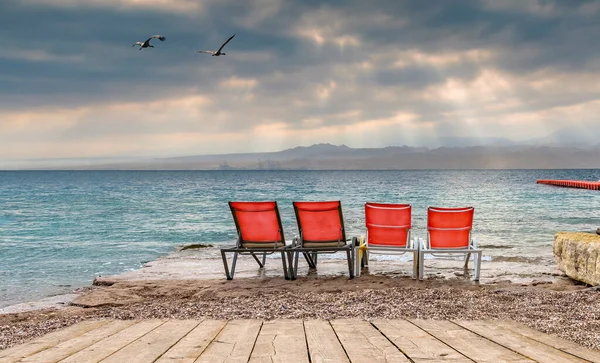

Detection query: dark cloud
(2, 0), (598, 105)
(2, 0), (600, 161)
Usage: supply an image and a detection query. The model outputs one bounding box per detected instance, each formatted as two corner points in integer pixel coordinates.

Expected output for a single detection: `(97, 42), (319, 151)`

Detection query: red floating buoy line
(537, 179), (600, 190)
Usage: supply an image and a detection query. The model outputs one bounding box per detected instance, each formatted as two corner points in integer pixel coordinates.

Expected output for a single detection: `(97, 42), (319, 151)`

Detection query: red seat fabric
(230, 201), (283, 243)
(293, 201), (344, 242)
(427, 207), (473, 249)
(365, 203), (411, 247)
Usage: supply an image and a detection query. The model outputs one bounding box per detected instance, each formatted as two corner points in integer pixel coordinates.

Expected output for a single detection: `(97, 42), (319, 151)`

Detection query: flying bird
(197, 34), (235, 56)
(132, 35), (166, 50)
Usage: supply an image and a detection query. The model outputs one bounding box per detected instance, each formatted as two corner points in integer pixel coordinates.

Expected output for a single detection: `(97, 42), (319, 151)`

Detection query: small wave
(479, 245), (514, 249)
(492, 256), (543, 264)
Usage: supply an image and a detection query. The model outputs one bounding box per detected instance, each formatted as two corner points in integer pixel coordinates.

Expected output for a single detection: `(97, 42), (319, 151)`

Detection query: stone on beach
(553, 232), (600, 286)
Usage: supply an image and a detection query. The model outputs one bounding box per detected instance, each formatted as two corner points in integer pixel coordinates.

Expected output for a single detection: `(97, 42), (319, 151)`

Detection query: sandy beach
(1, 276), (599, 352)
(1, 246), (599, 353)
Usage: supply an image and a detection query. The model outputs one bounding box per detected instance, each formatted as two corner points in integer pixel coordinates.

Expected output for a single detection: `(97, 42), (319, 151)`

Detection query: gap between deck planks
(1, 319), (599, 363)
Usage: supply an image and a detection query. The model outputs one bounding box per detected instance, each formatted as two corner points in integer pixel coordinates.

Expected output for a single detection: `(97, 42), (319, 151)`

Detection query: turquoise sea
(1, 170), (599, 308)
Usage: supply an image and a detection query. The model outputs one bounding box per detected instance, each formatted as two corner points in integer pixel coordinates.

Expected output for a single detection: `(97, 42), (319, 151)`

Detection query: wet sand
(0, 244), (574, 315)
(92, 245), (565, 285)
(0, 244), (564, 315)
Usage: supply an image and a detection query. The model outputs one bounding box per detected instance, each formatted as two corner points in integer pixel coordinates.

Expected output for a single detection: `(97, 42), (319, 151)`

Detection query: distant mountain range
(4, 127), (600, 170)
(22, 142), (596, 170)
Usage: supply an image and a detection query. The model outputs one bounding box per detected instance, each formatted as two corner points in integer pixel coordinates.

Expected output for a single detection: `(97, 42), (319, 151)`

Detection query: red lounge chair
(418, 206), (482, 281)
(290, 201), (355, 279)
(355, 203), (418, 278)
(221, 201), (291, 280)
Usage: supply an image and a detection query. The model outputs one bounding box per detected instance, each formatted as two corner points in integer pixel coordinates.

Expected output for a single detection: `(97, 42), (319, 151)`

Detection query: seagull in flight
(133, 35), (166, 50)
(197, 34), (235, 56)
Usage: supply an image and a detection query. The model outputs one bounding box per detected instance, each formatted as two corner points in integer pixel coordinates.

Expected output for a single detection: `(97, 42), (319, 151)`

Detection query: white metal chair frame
(355, 204), (418, 278)
(418, 213), (482, 281)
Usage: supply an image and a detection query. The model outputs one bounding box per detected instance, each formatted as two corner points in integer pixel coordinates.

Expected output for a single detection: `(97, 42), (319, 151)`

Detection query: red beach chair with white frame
(355, 202), (418, 278)
(418, 206), (482, 281)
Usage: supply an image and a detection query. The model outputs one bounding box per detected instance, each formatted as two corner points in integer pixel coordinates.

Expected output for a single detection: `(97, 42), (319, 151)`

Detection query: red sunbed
(289, 201), (355, 279)
(221, 201), (291, 280)
(355, 202), (418, 278)
(418, 206), (482, 281)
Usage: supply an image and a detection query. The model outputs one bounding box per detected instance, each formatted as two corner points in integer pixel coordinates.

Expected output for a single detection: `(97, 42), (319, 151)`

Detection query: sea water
(1, 170), (599, 308)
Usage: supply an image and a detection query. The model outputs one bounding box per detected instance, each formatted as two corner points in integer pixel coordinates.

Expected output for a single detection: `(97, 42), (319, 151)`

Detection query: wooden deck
(1, 319), (599, 363)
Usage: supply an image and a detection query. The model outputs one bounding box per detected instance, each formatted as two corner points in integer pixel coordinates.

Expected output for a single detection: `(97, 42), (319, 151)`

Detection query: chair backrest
(427, 206), (474, 249)
(365, 202), (411, 247)
(229, 201), (285, 246)
(293, 201), (346, 244)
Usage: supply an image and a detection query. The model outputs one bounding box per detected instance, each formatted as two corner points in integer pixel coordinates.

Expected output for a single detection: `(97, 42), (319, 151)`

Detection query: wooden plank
(60, 320), (166, 363)
(453, 320), (589, 363)
(410, 320), (534, 362)
(155, 320), (226, 363)
(249, 320), (308, 363)
(372, 319), (470, 362)
(495, 320), (600, 362)
(196, 320), (262, 363)
(304, 320), (349, 363)
(20, 320), (136, 363)
(330, 319), (410, 363)
(0, 320), (110, 363)
(100, 320), (200, 363)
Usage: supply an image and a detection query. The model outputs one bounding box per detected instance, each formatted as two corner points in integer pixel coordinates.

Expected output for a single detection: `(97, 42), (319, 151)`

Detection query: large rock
(553, 232), (600, 286)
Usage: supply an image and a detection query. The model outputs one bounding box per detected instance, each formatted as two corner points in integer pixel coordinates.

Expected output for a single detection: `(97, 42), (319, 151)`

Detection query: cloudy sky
(2, 0), (600, 164)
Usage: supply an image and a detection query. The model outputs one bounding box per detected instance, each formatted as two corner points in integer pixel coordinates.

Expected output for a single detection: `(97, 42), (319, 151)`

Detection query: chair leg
(250, 252), (264, 268)
(221, 250), (238, 280)
(346, 248), (354, 279)
(281, 251), (290, 280)
(418, 250), (425, 280)
(303, 252), (316, 268)
(412, 251), (418, 279)
(262, 253), (267, 266)
(354, 246), (361, 277)
(312, 253), (318, 267)
(464, 252), (471, 269)
(351, 247), (355, 278)
(293, 251), (300, 280)
(286, 250), (295, 280)
(364, 251), (369, 267)
(474, 252), (482, 281)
